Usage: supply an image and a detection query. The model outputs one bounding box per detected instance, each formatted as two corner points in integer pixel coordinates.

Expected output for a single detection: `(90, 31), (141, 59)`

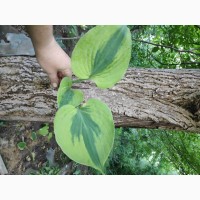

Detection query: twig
(149, 50), (200, 66)
(132, 38), (200, 56)
(56, 36), (81, 40)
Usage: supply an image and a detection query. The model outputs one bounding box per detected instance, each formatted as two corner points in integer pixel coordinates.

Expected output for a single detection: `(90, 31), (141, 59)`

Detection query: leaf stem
(72, 79), (86, 84)
(56, 36), (81, 40)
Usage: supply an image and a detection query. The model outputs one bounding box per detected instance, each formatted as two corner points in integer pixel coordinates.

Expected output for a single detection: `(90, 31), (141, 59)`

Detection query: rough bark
(0, 56), (200, 133)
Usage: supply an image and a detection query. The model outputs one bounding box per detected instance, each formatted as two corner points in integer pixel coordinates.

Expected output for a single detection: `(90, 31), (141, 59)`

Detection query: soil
(0, 121), (89, 175)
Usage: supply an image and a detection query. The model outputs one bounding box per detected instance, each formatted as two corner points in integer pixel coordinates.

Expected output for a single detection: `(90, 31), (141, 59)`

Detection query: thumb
(48, 73), (59, 88)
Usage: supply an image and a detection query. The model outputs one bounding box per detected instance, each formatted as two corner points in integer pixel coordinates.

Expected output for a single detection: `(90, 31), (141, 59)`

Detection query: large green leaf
(57, 77), (84, 108)
(59, 89), (84, 108)
(54, 98), (115, 173)
(71, 25), (132, 89)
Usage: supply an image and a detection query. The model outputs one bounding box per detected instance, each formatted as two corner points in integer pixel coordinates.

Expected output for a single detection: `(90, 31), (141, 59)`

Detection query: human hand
(35, 38), (72, 88)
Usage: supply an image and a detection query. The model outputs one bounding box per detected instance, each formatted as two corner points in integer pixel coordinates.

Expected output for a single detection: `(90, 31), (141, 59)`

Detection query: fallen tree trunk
(0, 56), (200, 133)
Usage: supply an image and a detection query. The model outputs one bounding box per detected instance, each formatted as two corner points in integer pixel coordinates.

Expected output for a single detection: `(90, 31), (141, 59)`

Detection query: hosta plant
(54, 25), (132, 174)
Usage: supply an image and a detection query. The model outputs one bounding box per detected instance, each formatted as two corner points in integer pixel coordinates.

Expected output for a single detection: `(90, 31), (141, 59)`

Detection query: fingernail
(52, 83), (57, 88)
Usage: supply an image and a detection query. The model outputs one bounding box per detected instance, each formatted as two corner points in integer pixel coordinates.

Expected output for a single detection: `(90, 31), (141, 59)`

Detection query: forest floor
(0, 120), (89, 175)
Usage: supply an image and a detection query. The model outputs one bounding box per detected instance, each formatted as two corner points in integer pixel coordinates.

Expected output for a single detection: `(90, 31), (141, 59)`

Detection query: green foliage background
(106, 128), (200, 175)
(129, 25), (200, 69)
(57, 25), (200, 175)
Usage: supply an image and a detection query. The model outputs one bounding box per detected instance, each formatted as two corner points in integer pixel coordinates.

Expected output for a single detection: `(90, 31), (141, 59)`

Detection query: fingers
(60, 68), (72, 78)
(48, 67), (72, 89)
(48, 72), (59, 88)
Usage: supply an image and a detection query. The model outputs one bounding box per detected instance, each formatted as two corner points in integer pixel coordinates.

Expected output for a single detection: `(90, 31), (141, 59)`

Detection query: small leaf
(73, 169), (81, 175)
(47, 132), (53, 142)
(54, 98), (115, 173)
(31, 131), (37, 141)
(152, 47), (159, 52)
(70, 25), (79, 37)
(38, 123), (49, 136)
(17, 142), (27, 150)
(71, 25), (132, 89)
(57, 77), (83, 108)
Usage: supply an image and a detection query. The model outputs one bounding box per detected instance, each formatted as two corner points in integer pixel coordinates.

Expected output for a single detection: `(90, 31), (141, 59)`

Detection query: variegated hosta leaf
(54, 98), (115, 173)
(71, 25), (132, 89)
(57, 77), (84, 108)
(57, 77), (72, 105)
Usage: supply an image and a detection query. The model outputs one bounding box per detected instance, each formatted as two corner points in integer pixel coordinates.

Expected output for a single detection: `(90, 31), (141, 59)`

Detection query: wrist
(34, 37), (57, 56)
(27, 25), (55, 52)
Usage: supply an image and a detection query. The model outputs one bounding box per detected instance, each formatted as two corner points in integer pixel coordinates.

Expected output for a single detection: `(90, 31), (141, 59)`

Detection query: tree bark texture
(0, 56), (200, 133)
